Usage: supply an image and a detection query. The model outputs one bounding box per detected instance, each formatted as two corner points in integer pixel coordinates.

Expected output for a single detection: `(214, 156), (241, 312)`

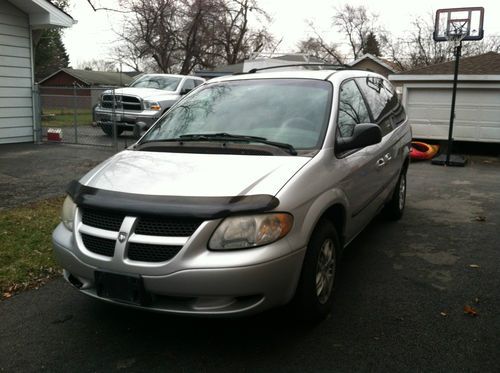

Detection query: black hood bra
(66, 180), (279, 219)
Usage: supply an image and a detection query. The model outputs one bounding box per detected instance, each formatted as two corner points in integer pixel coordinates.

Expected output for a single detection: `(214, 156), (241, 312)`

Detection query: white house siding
(0, 1), (33, 144)
(405, 85), (500, 143)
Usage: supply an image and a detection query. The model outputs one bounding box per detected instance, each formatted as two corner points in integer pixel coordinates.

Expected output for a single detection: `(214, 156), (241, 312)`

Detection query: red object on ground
(410, 141), (440, 160)
(47, 128), (62, 142)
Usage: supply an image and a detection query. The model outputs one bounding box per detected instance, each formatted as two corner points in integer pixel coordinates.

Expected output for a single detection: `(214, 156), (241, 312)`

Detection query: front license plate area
(95, 271), (148, 306)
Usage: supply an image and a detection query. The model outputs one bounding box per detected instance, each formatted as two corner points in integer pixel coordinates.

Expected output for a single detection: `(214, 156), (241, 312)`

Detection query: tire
(383, 169), (406, 220)
(292, 220), (340, 321)
(101, 125), (124, 137)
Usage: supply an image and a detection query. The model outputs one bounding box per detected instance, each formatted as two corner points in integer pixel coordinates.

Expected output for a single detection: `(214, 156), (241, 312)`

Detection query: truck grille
(128, 243), (182, 262)
(101, 95), (142, 111)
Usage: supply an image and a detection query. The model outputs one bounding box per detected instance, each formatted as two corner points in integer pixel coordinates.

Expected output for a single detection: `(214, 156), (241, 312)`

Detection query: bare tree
(333, 5), (380, 59)
(384, 14), (500, 71)
(112, 0), (274, 74)
(296, 36), (344, 64)
(298, 5), (383, 63)
(211, 0), (273, 65)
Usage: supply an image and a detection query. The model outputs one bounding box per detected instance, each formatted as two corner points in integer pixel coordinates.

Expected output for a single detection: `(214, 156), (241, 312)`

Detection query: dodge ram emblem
(118, 232), (127, 243)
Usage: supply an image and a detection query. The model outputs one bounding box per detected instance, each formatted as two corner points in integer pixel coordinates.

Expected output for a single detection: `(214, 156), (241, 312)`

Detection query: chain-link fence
(35, 84), (139, 149)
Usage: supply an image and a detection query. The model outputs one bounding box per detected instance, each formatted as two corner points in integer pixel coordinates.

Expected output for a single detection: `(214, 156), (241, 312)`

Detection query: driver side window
(337, 79), (370, 138)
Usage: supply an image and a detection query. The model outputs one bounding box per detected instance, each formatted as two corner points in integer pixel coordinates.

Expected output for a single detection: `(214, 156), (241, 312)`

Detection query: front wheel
(383, 169), (407, 220)
(100, 125), (124, 137)
(292, 220), (339, 321)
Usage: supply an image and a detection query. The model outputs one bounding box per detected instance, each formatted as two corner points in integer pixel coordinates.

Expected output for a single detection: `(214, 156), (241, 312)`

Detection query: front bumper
(94, 107), (161, 130)
(53, 223), (306, 316)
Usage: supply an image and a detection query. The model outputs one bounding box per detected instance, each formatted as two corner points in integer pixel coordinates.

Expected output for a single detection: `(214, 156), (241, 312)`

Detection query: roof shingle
(398, 52), (500, 75)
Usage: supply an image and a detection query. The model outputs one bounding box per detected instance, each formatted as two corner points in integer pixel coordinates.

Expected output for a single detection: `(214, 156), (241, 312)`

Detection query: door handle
(376, 158), (386, 168)
(384, 153), (392, 161)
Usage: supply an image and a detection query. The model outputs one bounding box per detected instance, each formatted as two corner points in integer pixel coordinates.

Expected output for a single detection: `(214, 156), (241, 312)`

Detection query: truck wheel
(293, 219), (339, 321)
(383, 169), (406, 220)
(101, 126), (123, 137)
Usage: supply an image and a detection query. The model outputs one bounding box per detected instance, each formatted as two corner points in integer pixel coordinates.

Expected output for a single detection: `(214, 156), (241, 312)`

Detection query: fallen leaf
(474, 216), (486, 222)
(469, 264), (480, 268)
(440, 311), (448, 317)
(464, 305), (478, 317)
(474, 298), (480, 304)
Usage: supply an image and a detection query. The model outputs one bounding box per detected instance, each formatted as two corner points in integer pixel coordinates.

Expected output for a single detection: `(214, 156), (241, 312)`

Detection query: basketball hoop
(431, 7), (484, 167)
(445, 20), (469, 48)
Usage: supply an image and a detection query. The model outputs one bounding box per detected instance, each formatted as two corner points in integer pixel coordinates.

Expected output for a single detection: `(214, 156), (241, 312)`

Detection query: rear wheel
(292, 220), (339, 321)
(384, 169), (406, 220)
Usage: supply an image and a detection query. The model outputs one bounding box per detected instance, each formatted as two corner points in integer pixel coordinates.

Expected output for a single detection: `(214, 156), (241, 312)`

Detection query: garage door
(406, 88), (500, 143)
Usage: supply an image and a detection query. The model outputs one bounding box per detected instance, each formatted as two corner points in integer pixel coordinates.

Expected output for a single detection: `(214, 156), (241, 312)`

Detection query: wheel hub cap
(399, 176), (406, 210)
(316, 239), (335, 304)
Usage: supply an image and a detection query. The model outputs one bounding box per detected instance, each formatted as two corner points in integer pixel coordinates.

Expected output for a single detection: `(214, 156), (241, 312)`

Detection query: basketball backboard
(433, 7), (484, 42)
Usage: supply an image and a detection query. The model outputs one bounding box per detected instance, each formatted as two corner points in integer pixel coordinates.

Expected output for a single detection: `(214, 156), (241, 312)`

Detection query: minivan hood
(107, 87), (178, 100)
(80, 151), (311, 197)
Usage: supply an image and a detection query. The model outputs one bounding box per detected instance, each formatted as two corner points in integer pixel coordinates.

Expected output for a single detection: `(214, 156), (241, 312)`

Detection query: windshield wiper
(178, 133), (297, 155)
(138, 133), (297, 155)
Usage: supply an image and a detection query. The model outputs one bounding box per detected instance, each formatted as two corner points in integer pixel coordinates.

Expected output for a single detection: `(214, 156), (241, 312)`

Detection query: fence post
(112, 88), (118, 151)
(73, 83), (78, 144)
(33, 83), (42, 144)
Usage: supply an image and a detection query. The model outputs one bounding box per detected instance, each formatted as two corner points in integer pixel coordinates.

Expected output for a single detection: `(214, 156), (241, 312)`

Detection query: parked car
(94, 74), (205, 137)
(53, 68), (411, 320)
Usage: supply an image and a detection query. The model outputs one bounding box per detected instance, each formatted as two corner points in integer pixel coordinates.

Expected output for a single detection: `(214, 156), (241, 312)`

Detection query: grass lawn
(42, 109), (93, 127)
(0, 197), (64, 299)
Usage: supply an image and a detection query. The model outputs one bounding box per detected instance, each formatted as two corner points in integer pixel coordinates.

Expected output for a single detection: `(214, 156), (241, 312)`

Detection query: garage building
(389, 52), (500, 143)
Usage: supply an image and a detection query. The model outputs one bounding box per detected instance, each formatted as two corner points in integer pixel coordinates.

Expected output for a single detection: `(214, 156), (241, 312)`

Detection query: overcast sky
(62, 0), (500, 69)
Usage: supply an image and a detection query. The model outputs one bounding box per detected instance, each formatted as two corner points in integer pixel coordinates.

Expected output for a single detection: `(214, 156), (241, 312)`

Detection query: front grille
(135, 217), (203, 236)
(81, 233), (115, 257)
(127, 243), (182, 262)
(101, 95), (142, 111)
(81, 208), (124, 232)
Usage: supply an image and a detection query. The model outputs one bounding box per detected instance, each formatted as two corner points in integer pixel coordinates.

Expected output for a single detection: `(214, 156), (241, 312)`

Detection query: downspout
(29, 24), (40, 143)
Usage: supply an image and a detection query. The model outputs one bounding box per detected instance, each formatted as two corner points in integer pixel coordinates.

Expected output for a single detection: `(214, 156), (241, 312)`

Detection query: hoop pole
(446, 41), (462, 165)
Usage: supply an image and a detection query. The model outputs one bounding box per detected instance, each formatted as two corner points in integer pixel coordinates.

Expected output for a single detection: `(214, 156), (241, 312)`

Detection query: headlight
(209, 213), (293, 250)
(144, 100), (161, 111)
(61, 195), (77, 231)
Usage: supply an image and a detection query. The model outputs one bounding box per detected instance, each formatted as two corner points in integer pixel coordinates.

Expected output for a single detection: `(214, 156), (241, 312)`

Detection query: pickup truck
(94, 74), (205, 137)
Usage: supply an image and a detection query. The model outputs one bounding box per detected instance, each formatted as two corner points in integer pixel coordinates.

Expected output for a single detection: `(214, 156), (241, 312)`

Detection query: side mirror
(335, 123), (382, 153)
(180, 88), (192, 95)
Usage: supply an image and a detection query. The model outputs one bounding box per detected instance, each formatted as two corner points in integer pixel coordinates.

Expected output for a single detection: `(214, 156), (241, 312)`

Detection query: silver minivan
(53, 68), (411, 320)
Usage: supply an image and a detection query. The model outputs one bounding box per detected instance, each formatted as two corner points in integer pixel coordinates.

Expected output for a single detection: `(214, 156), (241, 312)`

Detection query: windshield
(130, 75), (182, 91)
(141, 79), (332, 150)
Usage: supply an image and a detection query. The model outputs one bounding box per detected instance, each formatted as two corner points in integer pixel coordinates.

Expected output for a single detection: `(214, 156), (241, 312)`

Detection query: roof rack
(242, 63), (349, 74)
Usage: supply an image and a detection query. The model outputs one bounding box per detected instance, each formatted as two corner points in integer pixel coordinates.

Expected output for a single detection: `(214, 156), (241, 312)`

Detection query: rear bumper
(53, 224), (305, 316)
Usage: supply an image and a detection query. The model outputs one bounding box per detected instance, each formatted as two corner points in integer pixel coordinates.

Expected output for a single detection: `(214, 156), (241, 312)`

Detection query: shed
(389, 52), (500, 143)
(0, 0), (74, 144)
(38, 68), (135, 109)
